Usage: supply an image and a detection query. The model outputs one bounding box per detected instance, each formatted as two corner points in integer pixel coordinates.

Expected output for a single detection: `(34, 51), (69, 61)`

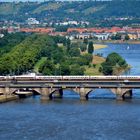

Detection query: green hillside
(0, 1), (140, 23)
(33, 2), (63, 14)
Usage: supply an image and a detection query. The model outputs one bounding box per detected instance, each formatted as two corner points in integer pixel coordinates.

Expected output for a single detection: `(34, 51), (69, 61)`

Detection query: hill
(0, 1), (140, 26)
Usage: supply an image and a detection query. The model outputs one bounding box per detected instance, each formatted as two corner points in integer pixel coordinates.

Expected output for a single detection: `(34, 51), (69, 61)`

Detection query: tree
(80, 43), (87, 52)
(66, 38), (71, 52)
(76, 54), (92, 66)
(125, 34), (130, 40)
(88, 41), (94, 54)
(101, 52), (128, 75)
(83, 38), (88, 45)
(70, 64), (85, 75)
(84, 54), (93, 62)
(39, 60), (55, 75)
(101, 62), (113, 75)
(70, 42), (79, 48)
(111, 33), (121, 40)
(0, 34), (57, 75)
(59, 63), (70, 75)
(69, 47), (80, 57)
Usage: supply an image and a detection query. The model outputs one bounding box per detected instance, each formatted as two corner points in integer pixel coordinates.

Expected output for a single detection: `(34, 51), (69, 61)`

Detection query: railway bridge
(0, 76), (140, 100)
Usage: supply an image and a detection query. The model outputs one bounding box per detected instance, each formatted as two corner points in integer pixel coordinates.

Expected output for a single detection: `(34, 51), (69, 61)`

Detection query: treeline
(0, 34), (94, 75)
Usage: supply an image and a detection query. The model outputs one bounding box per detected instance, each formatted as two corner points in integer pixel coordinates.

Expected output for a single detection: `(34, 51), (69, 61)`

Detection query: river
(0, 43), (140, 140)
(95, 43), (140, 75)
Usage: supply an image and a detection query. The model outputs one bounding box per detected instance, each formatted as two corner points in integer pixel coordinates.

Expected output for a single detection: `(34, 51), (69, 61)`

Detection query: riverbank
(85, 55), (105, 76)
(0, 95), (18, 103)
(84, 44), (106, 75)
(94, 40), (140, 44)
(94, 43), (132, 76)
(113, 65), (131, 75)
(94, 44), (108, 50)
(85, 43), (131, 76)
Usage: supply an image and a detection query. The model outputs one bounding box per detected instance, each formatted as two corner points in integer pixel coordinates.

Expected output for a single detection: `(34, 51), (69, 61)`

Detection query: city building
(26, 18), (40, 25)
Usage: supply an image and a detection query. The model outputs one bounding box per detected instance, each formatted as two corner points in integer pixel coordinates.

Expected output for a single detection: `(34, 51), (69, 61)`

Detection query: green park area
(0, 33), (129, 76)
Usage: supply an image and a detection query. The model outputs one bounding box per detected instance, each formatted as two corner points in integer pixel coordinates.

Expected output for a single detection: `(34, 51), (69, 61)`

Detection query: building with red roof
(20, 28), (55, 33)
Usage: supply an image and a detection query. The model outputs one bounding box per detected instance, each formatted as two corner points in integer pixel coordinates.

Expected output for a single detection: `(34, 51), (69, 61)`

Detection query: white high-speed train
(0, 75), (140, 80)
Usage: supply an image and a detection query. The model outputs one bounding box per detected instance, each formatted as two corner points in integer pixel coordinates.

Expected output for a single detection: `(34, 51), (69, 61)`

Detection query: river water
(95, 43), (140, 75)
(1, 43), (140, 140)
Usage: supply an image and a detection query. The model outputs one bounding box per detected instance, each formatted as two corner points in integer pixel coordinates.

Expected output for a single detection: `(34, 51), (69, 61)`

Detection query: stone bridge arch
(110, 88), (133, 100)
(0, 87), (21, 95)
(73, 87), (93, 100)
(32, 88), (42, 95)
(0, 88), (5, 95)
(39, 87), (63, 100)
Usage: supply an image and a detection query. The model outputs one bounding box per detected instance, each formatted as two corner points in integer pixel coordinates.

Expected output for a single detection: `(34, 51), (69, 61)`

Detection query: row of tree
(111, 33), (130, 40)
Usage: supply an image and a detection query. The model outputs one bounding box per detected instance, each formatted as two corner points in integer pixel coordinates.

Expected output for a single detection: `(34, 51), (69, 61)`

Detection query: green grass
(0, 3), (22, 15)
(82, 6), (105, 15)
(84, 64), (103, 76)
(33, 3), (62, 14)
(34, 57), (47, 73)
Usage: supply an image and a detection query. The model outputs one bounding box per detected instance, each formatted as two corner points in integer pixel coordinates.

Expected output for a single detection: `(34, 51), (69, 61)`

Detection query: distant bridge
(0, 76), (140, 100)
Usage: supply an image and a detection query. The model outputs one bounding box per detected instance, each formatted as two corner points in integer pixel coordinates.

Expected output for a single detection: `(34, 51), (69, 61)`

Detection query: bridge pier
(111, 88), (132, 100)
(0, 88), (5, 95)
(41, 94), (50, 101)
(79, 88), (91, 100)
(116, 94), (124, 100)
(80, 94), (88, 100)
(40, 88), (51, 101)
(0, 87), (17, 95)
(40, 88), (63, 101)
